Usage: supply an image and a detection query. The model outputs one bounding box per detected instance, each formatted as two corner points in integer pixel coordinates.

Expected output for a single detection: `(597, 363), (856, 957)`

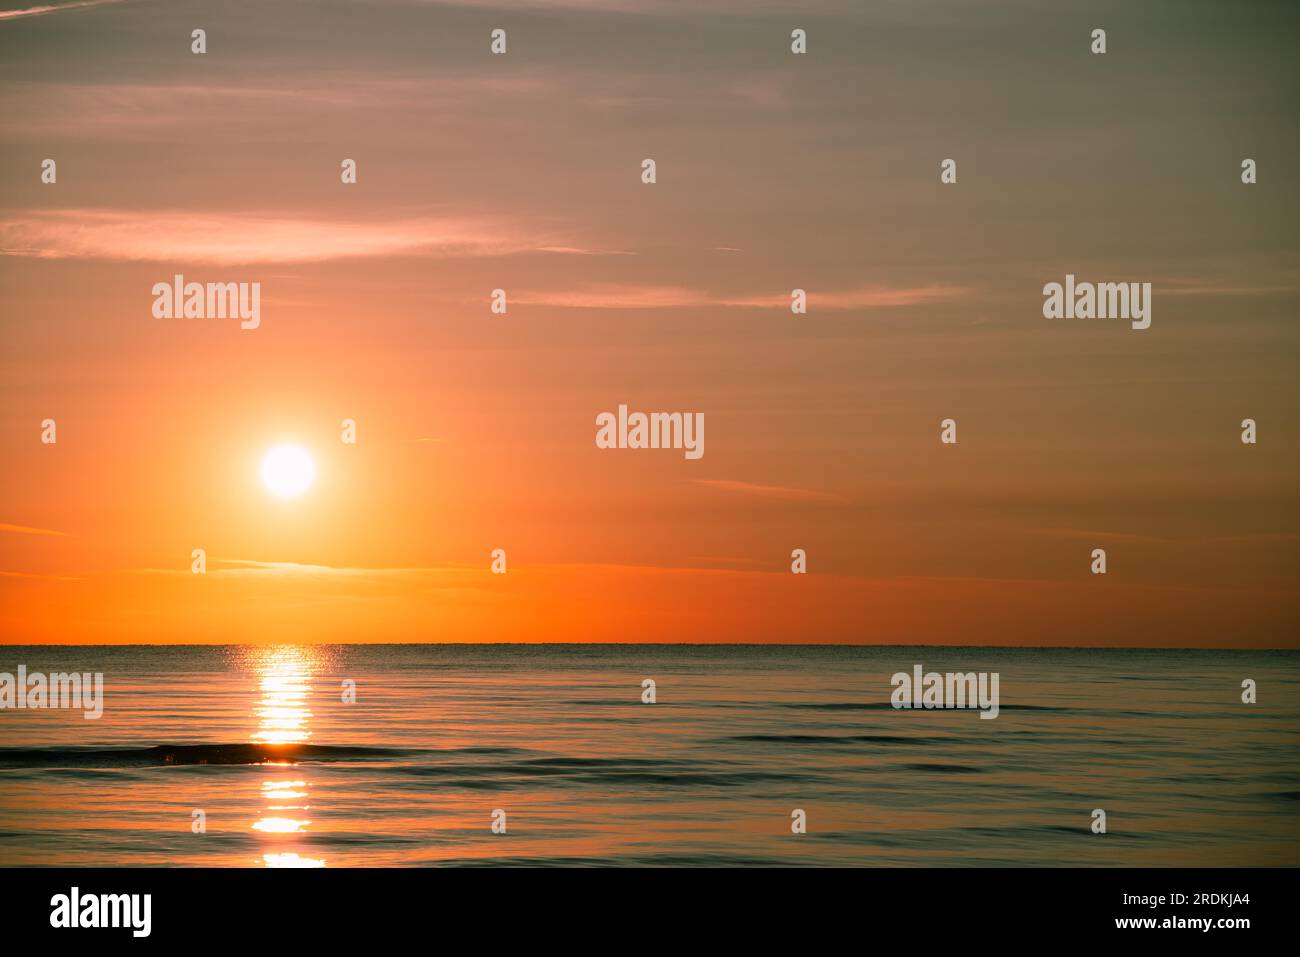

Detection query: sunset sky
(1, 0), (1297, 645)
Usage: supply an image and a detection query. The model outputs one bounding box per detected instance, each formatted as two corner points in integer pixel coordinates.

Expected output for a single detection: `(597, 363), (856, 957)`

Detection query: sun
(259, 444), (316, 498)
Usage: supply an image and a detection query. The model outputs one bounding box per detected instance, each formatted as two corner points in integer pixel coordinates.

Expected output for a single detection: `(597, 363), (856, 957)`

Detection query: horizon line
(1, 642), (1294, 652)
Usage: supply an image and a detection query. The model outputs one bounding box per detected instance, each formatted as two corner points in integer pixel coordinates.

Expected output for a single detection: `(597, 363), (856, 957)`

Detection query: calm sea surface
(0, 645), (1297, 866)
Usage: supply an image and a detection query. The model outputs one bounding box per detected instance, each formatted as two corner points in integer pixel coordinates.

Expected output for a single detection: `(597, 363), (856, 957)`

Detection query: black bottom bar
(0, 867), (1276, 944)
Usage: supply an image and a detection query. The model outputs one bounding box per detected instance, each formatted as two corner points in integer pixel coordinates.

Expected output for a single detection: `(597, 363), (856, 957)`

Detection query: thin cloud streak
(513, 283), (967, 310)
(693, 479), (843, 503)
(0, 570), (82, 580)
(0, 74), (560, 139)
(0, 522), (70, 537)
(128, 559), (466, 579)
(1158, 279), (1300, 297)
(0, 0), (129, 21)
(403, 0), (868, 16)
(721, 286), (968, 309)
(0, 209), (611, 264)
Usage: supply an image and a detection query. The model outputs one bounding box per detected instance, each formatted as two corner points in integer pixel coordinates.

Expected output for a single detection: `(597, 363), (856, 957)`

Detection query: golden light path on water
(248, 646), (326, 867)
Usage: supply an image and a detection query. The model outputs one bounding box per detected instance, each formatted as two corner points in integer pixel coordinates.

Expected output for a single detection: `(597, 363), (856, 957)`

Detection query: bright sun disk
(260, 444), (316, 498)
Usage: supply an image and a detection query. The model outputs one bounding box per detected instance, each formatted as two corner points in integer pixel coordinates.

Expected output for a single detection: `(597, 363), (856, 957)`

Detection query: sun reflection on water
(263, 852), (326, 868)
(247, 646), (326, 866)
(251, 671), (313, 745)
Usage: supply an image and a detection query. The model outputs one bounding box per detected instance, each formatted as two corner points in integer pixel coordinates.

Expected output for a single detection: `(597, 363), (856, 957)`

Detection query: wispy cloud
(0, 74), (560, 140)
(513, 284), (713, 309)
(0, 209), (610, 264)
(1158, 278), (1300, 297)
(512, 283), (967, 310)
(218, 559), (447, 578)
(0, 569), (81, 580)
(693, 479), (843, 503)
(0, 522), (69, 537)
(129, 559), (465, 579)
(721, 286), (968, 309)
(684, 555), (768, 567)
(0, 0), (129, 21)
(401, 0), (867, 17)
(535, 245), (635, 257)
(1029, 527), (1173, 545)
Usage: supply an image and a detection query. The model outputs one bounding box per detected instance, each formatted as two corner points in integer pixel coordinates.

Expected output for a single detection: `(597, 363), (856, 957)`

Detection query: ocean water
(0, 644), (1296, 867)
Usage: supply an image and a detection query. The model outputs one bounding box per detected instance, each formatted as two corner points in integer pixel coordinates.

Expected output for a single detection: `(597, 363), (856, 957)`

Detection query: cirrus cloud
(0, 208), (618, 264)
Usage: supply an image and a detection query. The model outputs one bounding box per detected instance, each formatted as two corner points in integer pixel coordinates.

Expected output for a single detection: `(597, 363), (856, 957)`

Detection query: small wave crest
(0, 743), (409, 768)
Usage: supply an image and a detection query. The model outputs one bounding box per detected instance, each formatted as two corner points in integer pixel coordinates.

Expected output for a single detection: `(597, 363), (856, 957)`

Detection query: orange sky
(1, 0), (1297, 645)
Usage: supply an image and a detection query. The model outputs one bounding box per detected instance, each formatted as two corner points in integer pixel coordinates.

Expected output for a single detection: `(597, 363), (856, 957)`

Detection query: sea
(0, 645), (1296, 867)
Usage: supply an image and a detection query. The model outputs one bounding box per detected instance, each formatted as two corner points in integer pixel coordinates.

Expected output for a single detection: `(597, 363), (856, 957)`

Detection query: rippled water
(0, 645), (1296, 866)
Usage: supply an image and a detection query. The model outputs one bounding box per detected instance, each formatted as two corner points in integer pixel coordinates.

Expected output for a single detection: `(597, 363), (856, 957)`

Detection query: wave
(391, 755), (818, 788)
(778, 702), (1068, 712)
(0, 743), (410, 768)
(898, 762), (984, 774)
(723, 733), (957, 745)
